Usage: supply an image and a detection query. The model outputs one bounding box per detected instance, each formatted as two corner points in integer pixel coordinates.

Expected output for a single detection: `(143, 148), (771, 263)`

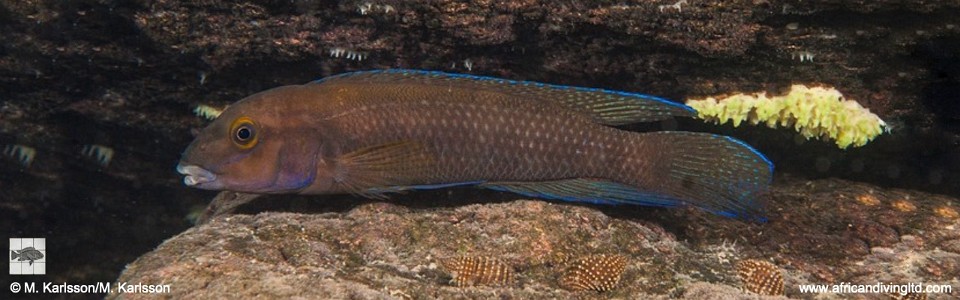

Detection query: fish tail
(11, 250), (18, 260)
(634, 132), (773, 221)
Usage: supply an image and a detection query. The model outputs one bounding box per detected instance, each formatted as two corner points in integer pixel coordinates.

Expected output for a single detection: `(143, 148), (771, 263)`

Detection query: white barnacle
(463, 59), (473, 71)
(791, 51), (815, 62)
(346, 51), (367, 61)
(198, 71), (208, 85)
(82, 144), (115, 167)
(380, 4), (395, 14)
(3, 144), (36, 168)
(193, 104), (223, 120)
(659, 0), (687, 13)
(332, 48), (367, 61)
(329, 47), (346, 58)
(358, 2), (372, 15)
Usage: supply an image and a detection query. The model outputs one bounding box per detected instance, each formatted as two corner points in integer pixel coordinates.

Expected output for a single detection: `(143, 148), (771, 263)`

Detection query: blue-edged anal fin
(314, 69), (696, 125)
(333, 141), (435, 199)
(479, 178), (687, 207)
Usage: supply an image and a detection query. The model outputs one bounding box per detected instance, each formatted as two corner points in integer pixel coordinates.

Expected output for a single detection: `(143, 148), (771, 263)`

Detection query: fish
(177, 69), (773, 220)
(11, 247), (44, 265)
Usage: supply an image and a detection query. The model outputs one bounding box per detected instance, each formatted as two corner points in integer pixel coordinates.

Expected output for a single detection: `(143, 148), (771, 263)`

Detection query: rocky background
(1, 0), (959, 298)
(112, 179), (960, 299)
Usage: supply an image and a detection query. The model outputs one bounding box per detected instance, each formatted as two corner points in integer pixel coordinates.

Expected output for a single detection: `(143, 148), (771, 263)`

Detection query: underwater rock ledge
(112, 179), (959, 299)
(109, 201), (771, 299)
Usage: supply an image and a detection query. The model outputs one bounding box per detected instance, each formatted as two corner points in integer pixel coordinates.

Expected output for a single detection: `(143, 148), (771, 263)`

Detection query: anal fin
(366, 181), (485, 194)
(480, 178), (685, 207)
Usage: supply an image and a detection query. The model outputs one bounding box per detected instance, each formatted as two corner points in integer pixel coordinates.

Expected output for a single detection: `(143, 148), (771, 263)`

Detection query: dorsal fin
(314, 69), (696, 125)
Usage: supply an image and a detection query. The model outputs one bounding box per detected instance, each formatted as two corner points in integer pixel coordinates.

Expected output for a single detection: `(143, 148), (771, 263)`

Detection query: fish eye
(229, 117), (258, 149)
(236, 126), (252, 141)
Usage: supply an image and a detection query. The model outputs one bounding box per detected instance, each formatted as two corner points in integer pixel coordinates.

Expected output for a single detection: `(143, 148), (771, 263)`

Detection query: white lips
(176, 163), (217, 186)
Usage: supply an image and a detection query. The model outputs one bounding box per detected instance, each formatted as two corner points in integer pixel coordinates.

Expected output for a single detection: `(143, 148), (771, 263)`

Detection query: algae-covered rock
(113, 178), (960, 299)
(111, 200), (756, 299)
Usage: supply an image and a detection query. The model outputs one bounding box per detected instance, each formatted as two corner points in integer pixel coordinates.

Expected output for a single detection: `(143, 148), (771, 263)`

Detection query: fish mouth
(176, 163), (218, 187)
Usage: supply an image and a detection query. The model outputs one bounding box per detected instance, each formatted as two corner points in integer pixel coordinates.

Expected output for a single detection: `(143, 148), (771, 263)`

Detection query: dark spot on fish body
(681, 175), (695, 190)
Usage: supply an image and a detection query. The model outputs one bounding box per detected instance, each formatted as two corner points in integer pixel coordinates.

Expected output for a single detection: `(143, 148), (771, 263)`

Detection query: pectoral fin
(334, 141), (435, 198)
(197, 191), (262, 225)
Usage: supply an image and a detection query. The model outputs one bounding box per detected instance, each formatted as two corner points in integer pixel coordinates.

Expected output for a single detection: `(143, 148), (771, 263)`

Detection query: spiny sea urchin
(441, 256), (514, 287)
(736, 259), (784, 296)
(559, 254), (629, 292)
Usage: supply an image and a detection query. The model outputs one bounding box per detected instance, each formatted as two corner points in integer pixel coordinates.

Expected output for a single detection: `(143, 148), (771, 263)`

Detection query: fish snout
(176, 163), (218, 187)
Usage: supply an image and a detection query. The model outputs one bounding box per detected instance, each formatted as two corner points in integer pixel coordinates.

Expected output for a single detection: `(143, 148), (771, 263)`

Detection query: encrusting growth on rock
(3, 144), (36, 168)
(559, 254), (629, 292)
(686, 84), (887, 149)
(736, 259), (785, 296)
(193, 104), (223, 120)
(441, 256), (515, 287)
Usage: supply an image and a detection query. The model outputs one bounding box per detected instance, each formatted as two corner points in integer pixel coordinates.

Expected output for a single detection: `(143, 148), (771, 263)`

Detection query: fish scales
(178, 69), (773, 220)
(324, 82), (636, 184)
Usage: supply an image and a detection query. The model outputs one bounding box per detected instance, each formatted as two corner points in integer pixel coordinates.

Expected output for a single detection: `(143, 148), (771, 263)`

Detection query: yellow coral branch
(686, 85), (887, 149)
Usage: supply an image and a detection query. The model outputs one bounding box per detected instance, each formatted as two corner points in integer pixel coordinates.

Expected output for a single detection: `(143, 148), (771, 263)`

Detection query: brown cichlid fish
(177, 70), (773, 220)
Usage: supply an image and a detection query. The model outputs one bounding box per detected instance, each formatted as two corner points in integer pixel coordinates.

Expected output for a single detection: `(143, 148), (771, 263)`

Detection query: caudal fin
(477, 132), (772, 221)
(11, 250), (19, 260)
(640, 132), (773, 221)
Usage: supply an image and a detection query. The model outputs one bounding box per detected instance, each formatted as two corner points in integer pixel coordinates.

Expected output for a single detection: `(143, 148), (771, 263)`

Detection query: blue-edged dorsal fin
(314, 69), (696, 125)
(480, 178), (687, 207)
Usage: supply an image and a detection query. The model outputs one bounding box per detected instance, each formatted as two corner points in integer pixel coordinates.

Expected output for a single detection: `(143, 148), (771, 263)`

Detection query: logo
(10, 238), (45, 275)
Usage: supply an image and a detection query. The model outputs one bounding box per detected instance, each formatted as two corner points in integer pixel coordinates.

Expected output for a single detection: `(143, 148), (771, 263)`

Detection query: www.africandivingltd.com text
(798, 281), (953, 295)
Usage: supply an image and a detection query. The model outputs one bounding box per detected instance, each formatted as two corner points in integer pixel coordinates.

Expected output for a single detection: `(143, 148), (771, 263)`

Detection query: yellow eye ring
(229, 117), (258, 150)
